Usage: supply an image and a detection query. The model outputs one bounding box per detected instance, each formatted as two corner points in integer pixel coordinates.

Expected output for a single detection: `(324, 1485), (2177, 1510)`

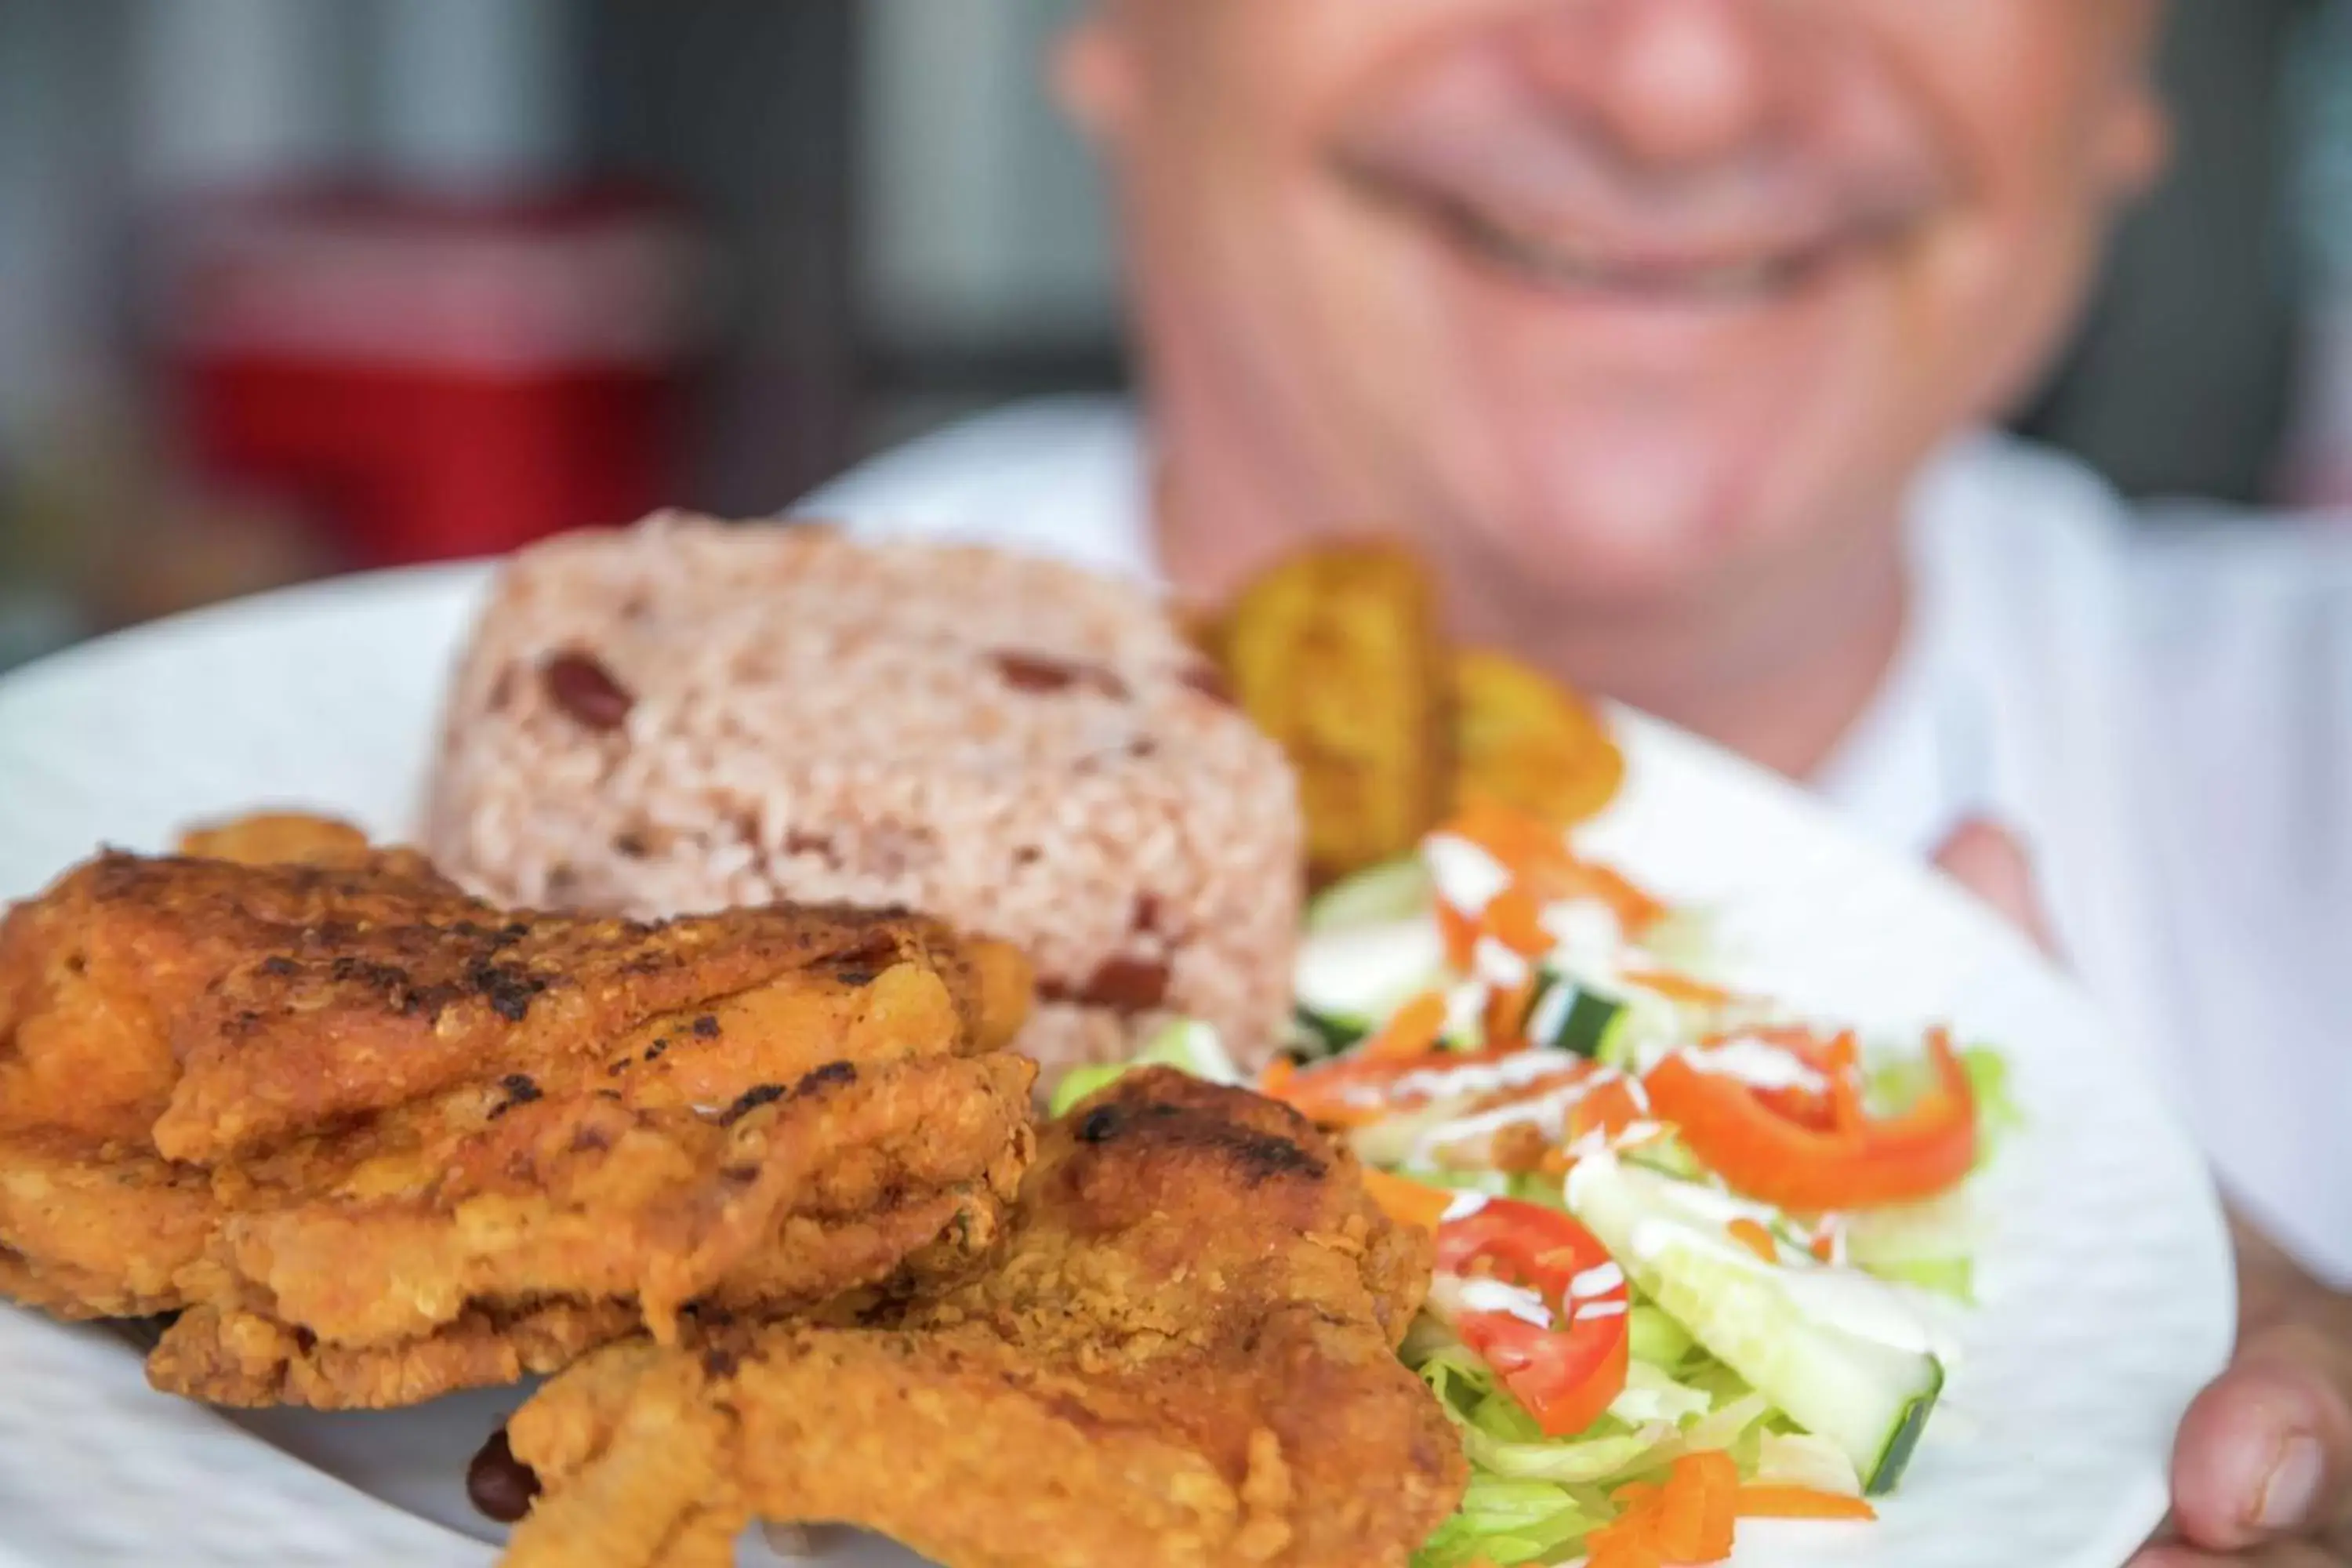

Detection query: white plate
(0, 566), (2234, 1568)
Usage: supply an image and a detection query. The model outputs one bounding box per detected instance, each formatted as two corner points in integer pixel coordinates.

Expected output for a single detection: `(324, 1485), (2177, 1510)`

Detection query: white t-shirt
(804, 395), (2352, 1283)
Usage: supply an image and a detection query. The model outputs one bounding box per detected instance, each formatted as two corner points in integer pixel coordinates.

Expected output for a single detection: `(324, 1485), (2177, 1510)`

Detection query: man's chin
(1451, 507), (1757, 614)
(1442, 430), (1798, 605)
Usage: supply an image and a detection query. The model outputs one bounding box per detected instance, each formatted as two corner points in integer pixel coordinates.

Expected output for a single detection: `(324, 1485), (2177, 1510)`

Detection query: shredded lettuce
(1842, 1181), (1985, 1302)
(1414, 1482), (1597, 1567)
(1864, 1255), (1976, 1301)
(1044, 1019), (1240, 1116)
(1619, 1131), (1708, 1183)
(1628, 906), (1722, 975)
(1607, 1360), (1715, 1425)
(1626, 1305), (1695, 1369)
(1865, 1042), (2021, 1170)
(1406, 1301), (1783, 1566)
(1754, 1431), (1864, 1496)
(1394, 1166), (1572, 1210)
(1421, 1340), (1676, 1484)
(1962, 1046), (2025, 1156)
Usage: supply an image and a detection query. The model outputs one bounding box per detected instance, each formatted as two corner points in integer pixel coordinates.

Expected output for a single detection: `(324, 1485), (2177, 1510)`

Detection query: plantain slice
(1450, 648), (1625, 829)
(1218, 542), (1452, 886)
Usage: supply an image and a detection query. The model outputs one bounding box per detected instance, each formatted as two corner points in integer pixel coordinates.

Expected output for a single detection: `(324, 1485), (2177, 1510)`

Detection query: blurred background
(1, 0), (2349, 670)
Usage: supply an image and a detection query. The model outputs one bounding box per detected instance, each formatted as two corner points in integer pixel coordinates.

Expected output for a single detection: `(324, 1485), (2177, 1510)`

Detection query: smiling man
(811, 4), (2352, 1560)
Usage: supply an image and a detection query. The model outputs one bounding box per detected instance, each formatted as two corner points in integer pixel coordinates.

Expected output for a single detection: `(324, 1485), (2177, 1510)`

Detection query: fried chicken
(499, 1069), (1466, 1568)
(0, 825), (1038, 1408)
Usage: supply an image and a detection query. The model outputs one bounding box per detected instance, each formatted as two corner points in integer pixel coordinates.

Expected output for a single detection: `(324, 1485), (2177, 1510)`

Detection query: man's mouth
(1338, 156), (1905, 307)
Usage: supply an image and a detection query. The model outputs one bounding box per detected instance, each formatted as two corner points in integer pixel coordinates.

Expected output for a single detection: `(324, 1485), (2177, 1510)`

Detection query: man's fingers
(2169, 1324), (2352, 1552)
(2132, 1543), (2345, 1568)
(1930, 817), (2061, 956)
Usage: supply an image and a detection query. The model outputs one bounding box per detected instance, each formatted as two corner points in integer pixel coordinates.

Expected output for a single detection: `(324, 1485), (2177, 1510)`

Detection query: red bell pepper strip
(1644, 1029), (1977, 1210)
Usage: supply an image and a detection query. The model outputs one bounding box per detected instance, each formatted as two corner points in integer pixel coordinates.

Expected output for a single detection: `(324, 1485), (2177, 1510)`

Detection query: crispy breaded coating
(150, 1298), (649, 1410)
(176, 811), (382, 869)
(501, 1071), (1464, 1568)
(0, 824), (1039, 1408)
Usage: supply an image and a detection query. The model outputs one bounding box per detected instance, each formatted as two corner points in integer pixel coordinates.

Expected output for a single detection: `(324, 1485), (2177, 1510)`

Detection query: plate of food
(0, 516), (2233, 1568)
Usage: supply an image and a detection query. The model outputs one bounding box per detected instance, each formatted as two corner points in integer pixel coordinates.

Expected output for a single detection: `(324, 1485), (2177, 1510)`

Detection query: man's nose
(1515, 0), (1787, 171)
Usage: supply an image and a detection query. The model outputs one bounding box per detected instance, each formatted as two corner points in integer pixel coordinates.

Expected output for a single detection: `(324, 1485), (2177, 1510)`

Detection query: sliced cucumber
(1619, 1134), (1708, 1183)
(1287, 1004), (1369, 1062)
(1524, 967), (1633, 1059)
(1306, 855), (1432, 932)
(1565, 1152), (1944, 1495)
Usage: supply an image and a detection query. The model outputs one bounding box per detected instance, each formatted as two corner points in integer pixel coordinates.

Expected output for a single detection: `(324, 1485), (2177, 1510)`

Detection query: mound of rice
(424, 514), (1303, 1087)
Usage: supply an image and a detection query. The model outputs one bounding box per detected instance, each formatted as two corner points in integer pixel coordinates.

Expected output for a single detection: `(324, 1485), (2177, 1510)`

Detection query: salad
(1056, 800), (2019, 1568)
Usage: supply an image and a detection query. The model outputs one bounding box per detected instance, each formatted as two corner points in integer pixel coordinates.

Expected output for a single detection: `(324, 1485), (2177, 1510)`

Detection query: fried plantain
(1218, 542), (1451, 886)
(1450, 648), (1626, 828)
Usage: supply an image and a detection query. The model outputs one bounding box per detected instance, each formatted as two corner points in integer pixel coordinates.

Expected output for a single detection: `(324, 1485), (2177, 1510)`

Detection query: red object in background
(164, 188), (702, 568)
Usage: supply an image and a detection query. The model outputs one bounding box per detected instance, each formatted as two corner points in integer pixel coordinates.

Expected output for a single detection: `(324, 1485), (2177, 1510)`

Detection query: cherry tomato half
(1432, 1198), (1631, 1437)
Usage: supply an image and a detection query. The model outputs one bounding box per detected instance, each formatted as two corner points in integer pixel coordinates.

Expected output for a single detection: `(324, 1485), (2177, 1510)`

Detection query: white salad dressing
(1441, 1190), (1491, 1222)
(1523, 981), (1578, 1049)
(1411, 1071), (1617, 1161)
(1386, 1049), (1587, 1104)
(1433, 1274), (1555, 1330)
(1441, 980), (1488, 1044)
(1568, 1262), (1625, 1300)
(1675, 1036), (1829, 1094)
(1472, 936), (1532, 991)
(1422, 833), (1512, 916)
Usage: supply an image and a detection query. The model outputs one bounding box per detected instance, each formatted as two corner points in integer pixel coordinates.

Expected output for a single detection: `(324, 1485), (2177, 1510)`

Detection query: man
(812, 3), (2352, 1559)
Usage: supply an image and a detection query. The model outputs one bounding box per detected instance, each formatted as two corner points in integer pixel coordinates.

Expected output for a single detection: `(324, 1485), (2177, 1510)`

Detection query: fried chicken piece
(152, 1298), (650, 1410)
(500, 1070), (1466, 1568)
(0, 848), (464, 1148)
(0, 832), (1040, 1408)
(0, 1128), (223, 1319)
(176, 811), (381, 869)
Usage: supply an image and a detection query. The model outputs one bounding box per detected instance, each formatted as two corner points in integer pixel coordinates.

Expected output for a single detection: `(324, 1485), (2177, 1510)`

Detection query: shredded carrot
(1809, 1232), (1838, 1263)
(1359, 1168), (1455, 1233)
(1599, 1454), (1745, 1566)
(1446, 795), (1577, 877)
(1827, 1029), (1861, 1073)
(1483, 977), (1537, 1051)
(1360, 990), (1450, 1061)
(1583, 1516), (1660, 1568)
(1441, 797), (1671, 935)
(1482, 885), (1554, 957)
(1258, 1058), (1297, 1097)
(1620, 967), (1735, 1007)
(1726, 1218), (1780, 1265)
(1437, 900), (1480, 971)
(1566, 1075), (1647, 1143)
(1734, 1486), (1878, 1522)
(1660, 1451), (1739, 1562)
(1593, 1456), (1871, 1565)
(1553, 859), (1671, 935)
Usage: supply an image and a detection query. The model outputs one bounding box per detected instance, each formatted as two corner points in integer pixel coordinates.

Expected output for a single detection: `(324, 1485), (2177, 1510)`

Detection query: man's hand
(1933, 821), (2352, 1565)
(2136, 1221), (2352, 1566)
